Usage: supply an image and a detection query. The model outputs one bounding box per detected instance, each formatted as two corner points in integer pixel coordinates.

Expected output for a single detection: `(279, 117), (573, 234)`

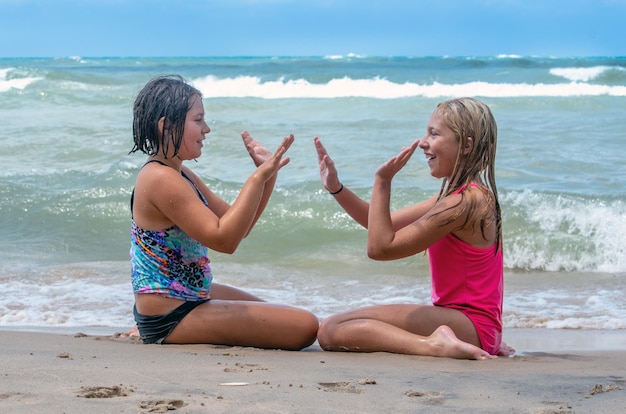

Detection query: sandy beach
(1, 329), (624, 413)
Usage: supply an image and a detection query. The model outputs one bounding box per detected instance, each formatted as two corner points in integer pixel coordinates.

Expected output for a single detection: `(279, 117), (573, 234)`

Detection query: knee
(316, 316), (338, 350)
(291, 311), (320, 351)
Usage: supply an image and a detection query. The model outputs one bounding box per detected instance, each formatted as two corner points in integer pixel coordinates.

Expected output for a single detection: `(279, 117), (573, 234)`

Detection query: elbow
(367, 244), (386, 261)
(219, 247), (237, 255)
(211, 239), (240, 255)
(367, 237), (401, 261)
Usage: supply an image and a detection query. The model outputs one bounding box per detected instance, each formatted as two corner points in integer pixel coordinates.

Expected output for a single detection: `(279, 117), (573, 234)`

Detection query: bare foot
(428, 325), (495, 360)
(116, 325), (139, 338)
(498, 341), (516, 357)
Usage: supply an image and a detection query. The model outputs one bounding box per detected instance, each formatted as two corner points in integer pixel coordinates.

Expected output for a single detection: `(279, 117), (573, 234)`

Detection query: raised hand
(314, 137), (342, 193)
(242, 130), (277, 167)
(375, 139), (419, 181)
(247, 132), (294, 182)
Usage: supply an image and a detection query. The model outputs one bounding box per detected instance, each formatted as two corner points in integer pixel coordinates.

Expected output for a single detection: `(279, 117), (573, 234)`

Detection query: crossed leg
(317, 304), (495, 360)
(121, 282), (319, 351)
(165, 298), (318, 350)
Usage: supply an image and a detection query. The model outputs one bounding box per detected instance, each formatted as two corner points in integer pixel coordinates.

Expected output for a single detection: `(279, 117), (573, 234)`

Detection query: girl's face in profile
(419, 109), (459, 181)
(179, 96), (211, 160)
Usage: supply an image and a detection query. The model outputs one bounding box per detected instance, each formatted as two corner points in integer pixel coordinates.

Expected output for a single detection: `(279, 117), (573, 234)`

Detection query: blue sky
(1, 0), (625, 57)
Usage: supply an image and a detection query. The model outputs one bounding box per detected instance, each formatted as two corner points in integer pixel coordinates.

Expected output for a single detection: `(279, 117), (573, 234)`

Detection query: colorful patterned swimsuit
(130, 163), (213, 300)
(130, 161), (213, 343)
(130, 223), (213, 300)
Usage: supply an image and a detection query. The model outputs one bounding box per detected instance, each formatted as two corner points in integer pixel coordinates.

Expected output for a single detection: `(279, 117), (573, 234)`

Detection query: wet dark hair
(130, 75), (202, 157)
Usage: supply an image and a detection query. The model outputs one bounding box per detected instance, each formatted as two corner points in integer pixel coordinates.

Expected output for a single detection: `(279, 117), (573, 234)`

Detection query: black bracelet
(329, 183), (344, 195)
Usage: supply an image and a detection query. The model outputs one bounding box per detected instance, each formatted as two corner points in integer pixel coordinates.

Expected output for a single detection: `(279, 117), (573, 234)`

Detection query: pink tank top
(427, 186), (503, 354)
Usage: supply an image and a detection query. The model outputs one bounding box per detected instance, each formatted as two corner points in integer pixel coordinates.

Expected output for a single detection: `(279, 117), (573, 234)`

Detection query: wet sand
(1, 328), (625, 413)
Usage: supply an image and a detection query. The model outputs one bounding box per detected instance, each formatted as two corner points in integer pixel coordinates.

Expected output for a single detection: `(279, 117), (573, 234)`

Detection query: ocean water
(1, 55), (625, 335)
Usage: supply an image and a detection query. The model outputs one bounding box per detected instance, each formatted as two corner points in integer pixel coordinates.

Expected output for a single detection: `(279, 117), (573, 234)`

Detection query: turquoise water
(0, 56), (624, 332)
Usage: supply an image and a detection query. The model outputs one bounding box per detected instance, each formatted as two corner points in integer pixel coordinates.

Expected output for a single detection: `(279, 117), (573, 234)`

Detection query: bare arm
(315, 136), (370, 227)
(367, 141), (467, 260)
(241, 131), (287, 237)
(188, 131), (288, 234)
(315, 136), (435, 230)
(367, 141), (419, 259)
(137, 135), (293, 254)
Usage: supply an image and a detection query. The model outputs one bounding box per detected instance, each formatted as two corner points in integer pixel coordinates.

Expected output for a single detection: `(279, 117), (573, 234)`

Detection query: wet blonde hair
(435, 97), (501, 249)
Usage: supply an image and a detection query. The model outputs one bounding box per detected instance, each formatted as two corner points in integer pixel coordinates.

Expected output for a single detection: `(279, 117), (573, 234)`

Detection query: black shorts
(133, 300), (209, 344)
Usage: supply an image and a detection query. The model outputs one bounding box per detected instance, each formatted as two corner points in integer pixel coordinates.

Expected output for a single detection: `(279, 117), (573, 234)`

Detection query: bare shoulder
(465, 183), (493, 203)
(431, 190), (465, 215)
(133, 164), (207, 230)
(135, 163), (199, 206)
(428, 185), (492, 226)
(453, 185), (498, 246)
(135, 163), (177, 193)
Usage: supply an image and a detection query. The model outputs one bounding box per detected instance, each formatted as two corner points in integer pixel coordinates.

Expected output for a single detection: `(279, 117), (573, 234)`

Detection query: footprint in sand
(139, 400), (187, 413)
(405, 390), (445, 406)
(589, 383), (624, 395)
(317, 378), (377, 394)
(76, 385), (133, 398)
(223, 362), (268, 373)
(527, 405), (573, 414)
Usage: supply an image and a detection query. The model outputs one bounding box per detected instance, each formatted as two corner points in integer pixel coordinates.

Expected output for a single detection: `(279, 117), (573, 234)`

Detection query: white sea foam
(68, 55), (87, 64)
(550, 66), (620, 82)
(0, 276), (133, 328)
(503, 190), (626, 273)
(323, 53), (366, 60)
(0, 262), (623, 332)
(193, 75), (626, 99)
(504, 285), (626, 330)
(0, 68), (42, 92)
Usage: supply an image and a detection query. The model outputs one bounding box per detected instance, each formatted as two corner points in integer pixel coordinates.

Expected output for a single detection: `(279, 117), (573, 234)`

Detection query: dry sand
(1, 328), (625, 413)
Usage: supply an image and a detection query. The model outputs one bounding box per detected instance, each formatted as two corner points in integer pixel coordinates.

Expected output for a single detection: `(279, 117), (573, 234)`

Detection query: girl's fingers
(277, 134), (295, 154)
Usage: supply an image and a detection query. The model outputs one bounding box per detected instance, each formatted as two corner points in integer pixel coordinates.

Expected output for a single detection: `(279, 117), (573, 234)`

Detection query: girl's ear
(463, 137), (474, 155)
(157, 116), (165, 136)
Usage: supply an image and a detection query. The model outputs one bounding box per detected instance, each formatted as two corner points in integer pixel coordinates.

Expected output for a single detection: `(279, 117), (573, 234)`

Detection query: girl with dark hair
(129, 75), (318, 349)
